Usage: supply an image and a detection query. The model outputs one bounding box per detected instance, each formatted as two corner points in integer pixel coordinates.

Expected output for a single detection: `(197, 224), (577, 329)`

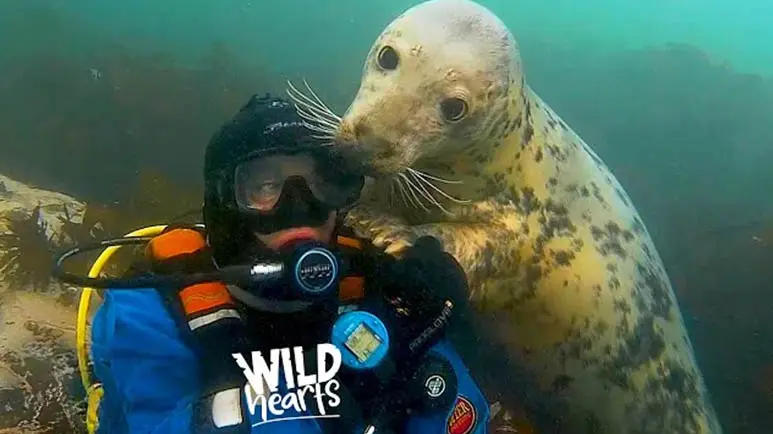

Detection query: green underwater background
(0, 0), (772, 432)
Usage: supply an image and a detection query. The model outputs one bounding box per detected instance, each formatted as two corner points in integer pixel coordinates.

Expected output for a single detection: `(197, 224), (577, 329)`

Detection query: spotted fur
(334, 0), (723, 432)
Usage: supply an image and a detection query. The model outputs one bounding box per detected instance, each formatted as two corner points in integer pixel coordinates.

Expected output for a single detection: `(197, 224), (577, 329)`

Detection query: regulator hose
(52, 236), (254, 289)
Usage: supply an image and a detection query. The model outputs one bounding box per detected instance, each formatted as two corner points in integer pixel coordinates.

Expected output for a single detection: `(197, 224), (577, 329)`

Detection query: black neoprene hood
(204, 94), (318, 179)
(202, 94), (362, 266)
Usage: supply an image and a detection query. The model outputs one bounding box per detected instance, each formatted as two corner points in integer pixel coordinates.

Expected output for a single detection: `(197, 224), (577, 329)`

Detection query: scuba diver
(60, 94), (490, 434)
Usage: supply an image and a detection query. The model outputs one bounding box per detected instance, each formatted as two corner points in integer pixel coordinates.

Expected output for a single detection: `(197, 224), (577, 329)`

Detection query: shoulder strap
(146, 228), (241, 334)
(335, 235), (367, 303)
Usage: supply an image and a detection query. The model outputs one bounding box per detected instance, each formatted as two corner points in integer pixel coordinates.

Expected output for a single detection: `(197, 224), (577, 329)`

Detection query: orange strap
(339, 276), (365, 302)
(146, 228), (207, 260)
(335, 235), (365, 302)
(146, 228), (235, 317)
(177, 283), (234, 316)
(336, 235), (363, 250)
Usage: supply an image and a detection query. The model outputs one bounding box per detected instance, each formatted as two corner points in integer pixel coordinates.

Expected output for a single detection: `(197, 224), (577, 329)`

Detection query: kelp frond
(0, 205), (58, 291)
(53, 170), (204, 278)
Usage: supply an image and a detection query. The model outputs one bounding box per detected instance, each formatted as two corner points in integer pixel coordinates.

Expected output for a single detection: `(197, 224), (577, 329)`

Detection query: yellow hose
(75, 224), (168, 433)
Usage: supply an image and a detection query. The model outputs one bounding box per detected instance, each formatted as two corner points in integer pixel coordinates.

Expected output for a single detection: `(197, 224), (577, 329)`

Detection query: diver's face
(255, 210), (337, 251)
(244, 153), (338, 251)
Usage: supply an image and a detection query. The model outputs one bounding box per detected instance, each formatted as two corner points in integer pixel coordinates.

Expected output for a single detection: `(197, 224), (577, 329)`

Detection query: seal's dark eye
(377, 46), (399, 70)
(439, 97), (468, 122)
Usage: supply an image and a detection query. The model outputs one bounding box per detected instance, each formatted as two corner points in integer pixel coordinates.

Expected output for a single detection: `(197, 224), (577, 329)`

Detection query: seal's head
(335, 0), (524, 176)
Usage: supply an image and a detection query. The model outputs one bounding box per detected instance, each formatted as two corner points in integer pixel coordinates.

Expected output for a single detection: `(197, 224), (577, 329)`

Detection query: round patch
(446, 395), (477, 434)
(294, 247), (337, 294)
(425, 374), (447, 398)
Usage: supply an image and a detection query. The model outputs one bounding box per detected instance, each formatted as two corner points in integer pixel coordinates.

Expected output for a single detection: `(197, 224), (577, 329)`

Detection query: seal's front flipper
(378, 222), (521, 287)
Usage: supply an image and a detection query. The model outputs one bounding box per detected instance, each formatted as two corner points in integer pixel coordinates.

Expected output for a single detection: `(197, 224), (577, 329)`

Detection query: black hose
(52, 236), (233, 289)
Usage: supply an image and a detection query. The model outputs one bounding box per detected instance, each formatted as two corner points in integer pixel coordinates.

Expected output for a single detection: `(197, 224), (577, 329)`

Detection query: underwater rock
(0, 174), (87, 433)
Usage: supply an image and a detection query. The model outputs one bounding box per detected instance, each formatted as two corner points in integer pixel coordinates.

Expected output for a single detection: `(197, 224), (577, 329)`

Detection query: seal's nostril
(376, 148), (396, 159)
(353, 122), (372, 140)
(336, 121), (364, 144)
(335, 122), (350, 140)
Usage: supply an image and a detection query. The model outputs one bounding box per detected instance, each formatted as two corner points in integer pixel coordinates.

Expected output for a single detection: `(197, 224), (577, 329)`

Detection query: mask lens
(234, 157), (287, 212)
(234, 152), (362, 213)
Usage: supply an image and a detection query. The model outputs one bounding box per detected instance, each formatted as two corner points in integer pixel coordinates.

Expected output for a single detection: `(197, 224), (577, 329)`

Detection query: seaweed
(60, 169), (203, 241)
(57, 203), (101, 247)
(50, 169), (204, 278)
(0, 171), (202, 293)
(0, 170), (203, 292)
(0, 171), (202, 291)
(0, 205), (58, 291)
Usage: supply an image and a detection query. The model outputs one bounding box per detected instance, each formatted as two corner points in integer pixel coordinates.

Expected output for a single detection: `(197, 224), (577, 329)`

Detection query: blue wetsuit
(91, 289), (489, 434)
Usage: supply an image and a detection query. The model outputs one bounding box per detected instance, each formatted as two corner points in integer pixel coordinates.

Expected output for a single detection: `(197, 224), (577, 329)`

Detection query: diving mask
(232, 149), (363, 234)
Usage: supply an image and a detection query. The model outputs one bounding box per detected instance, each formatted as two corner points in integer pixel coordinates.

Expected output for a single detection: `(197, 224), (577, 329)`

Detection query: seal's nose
(331, 119), (372, 173)
(337, 118), (371, 144)
(353, 121), (372, 141)
(336, 120), (357, 144)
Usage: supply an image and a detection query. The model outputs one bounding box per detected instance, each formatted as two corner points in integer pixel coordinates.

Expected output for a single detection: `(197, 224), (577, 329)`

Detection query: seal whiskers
(389, 168), (471, 216)
(285, 79), (341, 141)
(406, 168), (470, 204)
(398, 172), (432, 212)
(407, 168), (463, 185)
(404, 170), (447, 213)
(392, 176), (412, 209)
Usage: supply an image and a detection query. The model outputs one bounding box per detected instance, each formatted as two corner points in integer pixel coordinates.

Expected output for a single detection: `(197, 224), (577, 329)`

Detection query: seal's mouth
(332, 139), (375, 174)
(334, 136), (403, 178)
